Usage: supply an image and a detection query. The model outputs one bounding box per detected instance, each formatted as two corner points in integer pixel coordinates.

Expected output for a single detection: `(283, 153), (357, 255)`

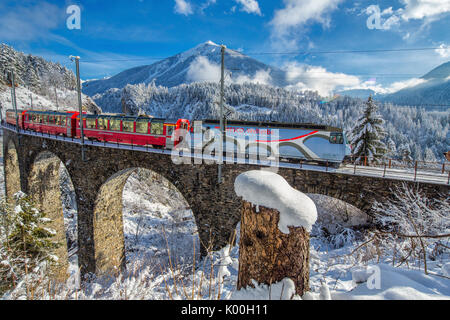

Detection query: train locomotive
(5, 109), (351, 167)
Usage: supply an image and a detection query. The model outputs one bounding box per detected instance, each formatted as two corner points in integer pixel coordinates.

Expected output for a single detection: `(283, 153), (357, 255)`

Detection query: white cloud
(200, 0), (217, 13)
(270, 0), (343, 49)
(435, 44), (450, 58)
(400, 0), (450, 21)
(187, 56), (221, 82)
(284, 62), (360, 96)
(187, 56), (273, 85)
(342, 76), (428, 95)
(385, 78), (427, 93)
(174, 0), (194, 16)
(0, 2), (62, 41)
(234, 0), (262, 15)
(281, 61), (428, 96)
(234, 70), (272, 85)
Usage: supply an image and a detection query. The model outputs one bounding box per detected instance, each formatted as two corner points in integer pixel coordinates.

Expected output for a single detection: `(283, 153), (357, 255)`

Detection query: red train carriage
(5, 109), (26, 128)
(23, 110), (75, 136)
(5, 109), (190, 149)
(73, 113), (189, 148)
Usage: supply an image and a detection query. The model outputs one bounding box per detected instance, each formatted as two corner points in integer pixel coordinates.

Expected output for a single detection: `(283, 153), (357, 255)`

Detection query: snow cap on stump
(234, 170), (317, 233)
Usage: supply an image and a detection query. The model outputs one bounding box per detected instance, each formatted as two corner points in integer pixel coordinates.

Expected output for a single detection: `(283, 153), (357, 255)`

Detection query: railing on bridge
(346, 155), (449, 184)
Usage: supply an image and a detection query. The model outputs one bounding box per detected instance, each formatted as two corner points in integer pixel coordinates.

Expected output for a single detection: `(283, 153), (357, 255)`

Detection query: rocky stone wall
(27, 152), (69, 281)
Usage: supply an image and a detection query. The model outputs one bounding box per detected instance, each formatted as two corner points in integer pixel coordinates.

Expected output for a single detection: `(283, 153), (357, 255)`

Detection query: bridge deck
(2, 123), (448, 186)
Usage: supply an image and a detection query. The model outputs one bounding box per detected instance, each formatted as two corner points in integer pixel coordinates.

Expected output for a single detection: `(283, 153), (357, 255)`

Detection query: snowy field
(0, 141), (449, 300)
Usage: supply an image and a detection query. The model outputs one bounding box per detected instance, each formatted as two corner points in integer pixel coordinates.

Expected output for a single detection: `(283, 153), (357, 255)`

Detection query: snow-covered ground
(121, 169), (200, 271)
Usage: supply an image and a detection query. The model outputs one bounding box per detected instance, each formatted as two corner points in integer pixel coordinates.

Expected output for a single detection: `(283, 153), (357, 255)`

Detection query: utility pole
(70, 55), (86, 161)
(54, 85), (59, 111)
(218, 44), (226, 184)
(9, 70), (19, 133)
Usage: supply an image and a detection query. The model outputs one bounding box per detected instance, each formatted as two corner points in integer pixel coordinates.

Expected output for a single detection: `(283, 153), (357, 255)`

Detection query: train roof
(6, 109), (76, 117)
(201, 119), (343, 132)
(94, 114), (167, 122)
(6, 109), (181, 124)
(26, 110), (72, 116)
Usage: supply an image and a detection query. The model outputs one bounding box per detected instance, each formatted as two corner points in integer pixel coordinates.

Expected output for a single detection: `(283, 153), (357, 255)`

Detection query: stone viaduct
(3, 129), (449, 278)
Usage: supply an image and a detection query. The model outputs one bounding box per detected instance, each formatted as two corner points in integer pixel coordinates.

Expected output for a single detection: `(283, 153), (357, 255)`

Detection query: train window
(86, 118), (96, 129)
(166, 125), (174, 136)
(136, 121), (148, 134)
(97, 118), (107, 130)
(122, 120), (134, 133)
(330, 133), (344, 144)
(150, 122), (163, 135)
(109, 119), (120, 131)
(49, 116), (55, 124)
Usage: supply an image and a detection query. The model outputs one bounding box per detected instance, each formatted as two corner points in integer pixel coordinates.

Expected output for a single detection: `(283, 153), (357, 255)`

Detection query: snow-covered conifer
(0, 192), (59, 295)
(349, 96), (387, 164)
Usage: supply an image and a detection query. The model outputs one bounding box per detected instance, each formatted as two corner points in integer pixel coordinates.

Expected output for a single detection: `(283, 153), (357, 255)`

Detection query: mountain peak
(204, 40), (219, 46)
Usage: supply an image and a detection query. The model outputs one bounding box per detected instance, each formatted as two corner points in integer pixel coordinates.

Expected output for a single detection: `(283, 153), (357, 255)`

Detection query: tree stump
(237, 201), (310, 297)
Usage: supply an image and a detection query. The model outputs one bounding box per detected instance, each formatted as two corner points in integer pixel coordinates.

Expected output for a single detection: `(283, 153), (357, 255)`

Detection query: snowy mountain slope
(0, 44), (76, 94)
(0, 44), (101, 115)
(378, 61), (450, 108)
(0, 84), (101, 118)
(82, 41), (288, 97)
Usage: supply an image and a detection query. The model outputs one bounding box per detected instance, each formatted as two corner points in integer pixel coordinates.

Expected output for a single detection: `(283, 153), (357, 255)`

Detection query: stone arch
(93, 167), (199, 276)
(27, 151), (77, 281)
(306, 193), (370, 235)
(4, 137), (21, 201)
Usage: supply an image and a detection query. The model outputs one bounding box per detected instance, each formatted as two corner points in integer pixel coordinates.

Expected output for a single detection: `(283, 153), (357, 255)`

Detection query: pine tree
(386, 137), (397, 159)
(0, 192), (59, 295)
(349, 96), (387, 164)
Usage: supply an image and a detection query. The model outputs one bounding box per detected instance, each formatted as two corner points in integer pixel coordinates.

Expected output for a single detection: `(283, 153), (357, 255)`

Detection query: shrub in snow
(372, 184), (449, 274)
(442, 263), (450, 277)
(234, 170), (317, 233)
(0, 192), (59, 297)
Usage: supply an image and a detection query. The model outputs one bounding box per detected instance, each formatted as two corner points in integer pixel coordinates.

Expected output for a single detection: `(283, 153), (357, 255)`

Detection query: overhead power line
(245, 47), (443, 55)
(80, 47), (442, 63)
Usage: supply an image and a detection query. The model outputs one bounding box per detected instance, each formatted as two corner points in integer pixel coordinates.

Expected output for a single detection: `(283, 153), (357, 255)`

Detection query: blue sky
(0, 0), (449, 94)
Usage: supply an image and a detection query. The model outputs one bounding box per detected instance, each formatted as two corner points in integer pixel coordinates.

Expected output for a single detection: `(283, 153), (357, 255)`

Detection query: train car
(197, 119), (351, 167)
(6, 109), (190, 149)
(24, 110), (71, 136)
(5, 109), (26, 128)
(72, 113), (190, 149)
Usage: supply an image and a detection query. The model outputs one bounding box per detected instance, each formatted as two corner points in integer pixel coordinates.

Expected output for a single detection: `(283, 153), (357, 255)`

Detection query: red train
(5, 109), (190, 149)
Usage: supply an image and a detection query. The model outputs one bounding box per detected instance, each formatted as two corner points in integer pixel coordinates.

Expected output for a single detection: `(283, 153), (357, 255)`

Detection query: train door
(164, 124), (176, 149)
(66, 117), (72, 136)
(174, 119), (190, 147)
(67, 112), (79, 137)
